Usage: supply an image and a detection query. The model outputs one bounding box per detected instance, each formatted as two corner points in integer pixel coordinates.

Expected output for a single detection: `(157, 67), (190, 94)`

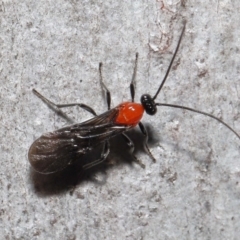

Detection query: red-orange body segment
(115, 102), (144, 126)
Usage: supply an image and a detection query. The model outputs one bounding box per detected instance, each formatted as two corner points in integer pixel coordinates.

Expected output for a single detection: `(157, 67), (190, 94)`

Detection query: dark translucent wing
(28, 131), (81, 174)
(28, 107), (131, 174)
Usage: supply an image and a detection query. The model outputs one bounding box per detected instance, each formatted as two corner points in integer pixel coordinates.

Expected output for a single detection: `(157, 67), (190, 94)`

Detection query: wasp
(28, 22), (240, 174)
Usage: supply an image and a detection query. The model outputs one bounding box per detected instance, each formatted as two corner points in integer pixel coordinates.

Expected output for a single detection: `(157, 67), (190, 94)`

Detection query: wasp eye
(141, 94), (157, 115)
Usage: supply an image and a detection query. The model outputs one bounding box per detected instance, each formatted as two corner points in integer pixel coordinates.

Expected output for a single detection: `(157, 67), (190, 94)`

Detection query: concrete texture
(0, 0), (240, 239)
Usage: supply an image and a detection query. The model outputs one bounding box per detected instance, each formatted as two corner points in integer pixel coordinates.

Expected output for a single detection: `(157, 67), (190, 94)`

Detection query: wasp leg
(83, 141), (110, 169)
(121, 132), (145, 168)
(32, 89), (97, 123)
(138, 121), (156, 163)
(99, 63), (111, 110)
(130, 53), (139, 102)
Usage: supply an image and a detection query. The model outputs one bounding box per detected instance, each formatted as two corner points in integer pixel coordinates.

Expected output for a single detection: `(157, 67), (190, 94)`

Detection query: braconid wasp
(28, 21), (240, 174)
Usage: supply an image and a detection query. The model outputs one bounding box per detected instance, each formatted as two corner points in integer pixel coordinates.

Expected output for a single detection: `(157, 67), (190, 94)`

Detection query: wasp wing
(28, 107), (131, 174)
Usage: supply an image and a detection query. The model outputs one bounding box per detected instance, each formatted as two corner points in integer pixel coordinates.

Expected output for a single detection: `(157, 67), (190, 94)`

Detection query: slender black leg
(99, 63), (111, 110)
(83, 141), (110, 169)
(121, 133), (145, 168)
(130, 53), (139, 102)
(138, 121), (156, 162)
(80, 63), (114, 169)
(71, 141), (109, 193)
(33, 89), (97, 123)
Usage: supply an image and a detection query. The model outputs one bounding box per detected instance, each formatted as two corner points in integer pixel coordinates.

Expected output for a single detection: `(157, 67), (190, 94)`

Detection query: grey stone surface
(0, 0), (240, 239)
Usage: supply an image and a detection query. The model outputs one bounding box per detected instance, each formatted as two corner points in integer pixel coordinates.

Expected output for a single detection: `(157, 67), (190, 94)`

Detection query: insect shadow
(29, 124), (158, 196)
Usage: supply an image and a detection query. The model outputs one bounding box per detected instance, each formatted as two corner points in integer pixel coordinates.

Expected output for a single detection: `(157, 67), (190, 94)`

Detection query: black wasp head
(141, 94), (157, 115)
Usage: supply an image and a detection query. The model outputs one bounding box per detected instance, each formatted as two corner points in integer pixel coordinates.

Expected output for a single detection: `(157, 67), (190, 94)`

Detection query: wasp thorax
(141, 94), (157, 115)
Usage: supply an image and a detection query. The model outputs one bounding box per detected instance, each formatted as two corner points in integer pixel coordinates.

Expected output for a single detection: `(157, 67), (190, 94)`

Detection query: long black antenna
(156, 103), (240, 140)
(152, 21), (186, 100)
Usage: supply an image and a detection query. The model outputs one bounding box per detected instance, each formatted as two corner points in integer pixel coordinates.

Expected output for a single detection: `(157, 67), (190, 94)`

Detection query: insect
(28, 22), (240, 174)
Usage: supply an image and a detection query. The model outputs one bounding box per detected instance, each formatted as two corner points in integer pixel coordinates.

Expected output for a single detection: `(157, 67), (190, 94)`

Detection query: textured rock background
(0, 0), (240, 239)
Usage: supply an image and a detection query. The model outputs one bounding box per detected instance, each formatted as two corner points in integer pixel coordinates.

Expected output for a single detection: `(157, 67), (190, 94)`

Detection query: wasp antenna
(152, 20), (186, 101)
(156, 103), (240, 140)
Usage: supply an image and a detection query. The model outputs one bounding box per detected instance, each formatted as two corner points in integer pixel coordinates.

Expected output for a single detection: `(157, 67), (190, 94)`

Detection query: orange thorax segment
(115, 102), (144, 126)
